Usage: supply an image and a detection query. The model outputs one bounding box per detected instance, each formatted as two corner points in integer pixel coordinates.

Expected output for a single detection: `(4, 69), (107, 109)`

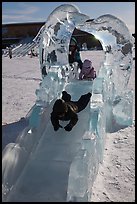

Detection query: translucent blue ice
(2, 4), (134, 202)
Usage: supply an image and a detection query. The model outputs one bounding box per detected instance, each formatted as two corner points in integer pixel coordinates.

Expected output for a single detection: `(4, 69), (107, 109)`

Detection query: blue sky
(2, 2), (135, 34)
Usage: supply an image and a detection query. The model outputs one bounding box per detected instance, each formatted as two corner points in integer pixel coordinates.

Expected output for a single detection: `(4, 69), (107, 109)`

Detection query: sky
(2, 2), (135, 34)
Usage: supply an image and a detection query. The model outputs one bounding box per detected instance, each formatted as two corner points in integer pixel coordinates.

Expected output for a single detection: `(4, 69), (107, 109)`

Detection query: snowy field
(2, 50), (135, 202)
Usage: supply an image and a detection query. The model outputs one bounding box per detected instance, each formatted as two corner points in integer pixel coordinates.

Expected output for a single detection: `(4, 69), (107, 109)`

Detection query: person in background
(69, 37), (83, 70)
(79, 59), (96, 80)
(8, 47), (12, 59)
(30, 48), (35, 57)
(41, 65), (47, 78)
(51, 91), (92, 132)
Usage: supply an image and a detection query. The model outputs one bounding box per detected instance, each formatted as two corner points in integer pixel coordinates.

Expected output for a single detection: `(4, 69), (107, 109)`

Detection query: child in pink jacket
(79, 59), (96, 80)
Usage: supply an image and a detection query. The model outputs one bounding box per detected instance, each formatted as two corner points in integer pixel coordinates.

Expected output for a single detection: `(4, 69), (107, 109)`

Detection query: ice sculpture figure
(2, 4), (134, 202)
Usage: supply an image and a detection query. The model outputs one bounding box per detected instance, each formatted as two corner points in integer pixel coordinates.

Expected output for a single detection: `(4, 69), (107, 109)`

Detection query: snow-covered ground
(2, 50), (135, 202)
(2, 56), (41, 124)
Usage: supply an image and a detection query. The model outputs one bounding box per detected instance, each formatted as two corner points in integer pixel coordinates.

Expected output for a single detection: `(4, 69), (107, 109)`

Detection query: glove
(64, 124), (72, 132)
(54, 124), (63, 131)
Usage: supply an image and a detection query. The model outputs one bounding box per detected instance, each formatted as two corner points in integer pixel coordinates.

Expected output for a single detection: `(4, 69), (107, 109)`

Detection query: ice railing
(2, 4), (134, 202)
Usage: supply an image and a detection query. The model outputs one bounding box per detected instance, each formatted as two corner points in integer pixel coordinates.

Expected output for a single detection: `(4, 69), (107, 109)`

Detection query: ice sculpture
(34, 5), (134, 130)
(2, 4), (134, 202)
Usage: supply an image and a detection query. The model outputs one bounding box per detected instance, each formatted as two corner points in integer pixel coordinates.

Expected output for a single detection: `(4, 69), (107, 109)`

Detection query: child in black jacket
(50, 91), (92, 131)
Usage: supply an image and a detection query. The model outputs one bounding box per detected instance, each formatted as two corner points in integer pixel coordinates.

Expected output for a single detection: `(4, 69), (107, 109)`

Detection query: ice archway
(34, 3), (134, 131)
(34, 4), (133, 98)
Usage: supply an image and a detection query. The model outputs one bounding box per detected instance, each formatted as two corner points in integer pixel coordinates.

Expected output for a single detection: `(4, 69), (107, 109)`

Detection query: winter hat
(62, 91), (71, 102)
(83, 59), (92, 69)
(53, 99), (68, 114)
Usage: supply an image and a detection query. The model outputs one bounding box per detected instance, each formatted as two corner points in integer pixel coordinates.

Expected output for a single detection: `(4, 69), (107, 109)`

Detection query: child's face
(70, 45), (76, 52)
(83, 66), (91, 74)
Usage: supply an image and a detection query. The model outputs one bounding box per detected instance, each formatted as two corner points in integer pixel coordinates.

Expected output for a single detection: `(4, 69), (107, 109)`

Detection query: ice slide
(3, 80), (101, 202)
(2, 3), (134, 202)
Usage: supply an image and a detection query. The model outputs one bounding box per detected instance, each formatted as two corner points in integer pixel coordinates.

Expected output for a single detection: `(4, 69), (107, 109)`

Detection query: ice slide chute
(2, 4), (134, 202)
